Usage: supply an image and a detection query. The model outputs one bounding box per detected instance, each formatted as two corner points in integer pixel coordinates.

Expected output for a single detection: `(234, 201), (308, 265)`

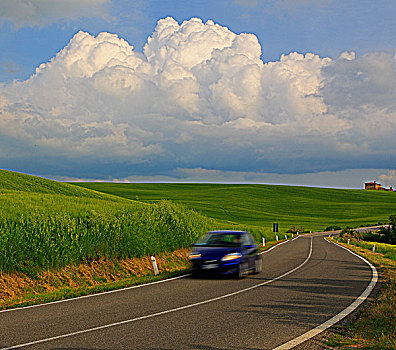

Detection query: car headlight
(188, 252), (201, 260)
(221, 252), (242, 261)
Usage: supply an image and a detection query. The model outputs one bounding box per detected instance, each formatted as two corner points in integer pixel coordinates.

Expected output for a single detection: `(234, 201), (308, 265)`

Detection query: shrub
(324, 225), (342, 231)
(390, 214), (396, 230)
(378, 226), (396, 245)
(286, 225), (304, 233)
(340, 228), (363, 242)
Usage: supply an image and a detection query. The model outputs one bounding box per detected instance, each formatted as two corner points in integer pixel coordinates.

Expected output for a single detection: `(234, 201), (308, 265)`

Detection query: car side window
(241, 234), (251, 246)
(242, 233), (255, 246)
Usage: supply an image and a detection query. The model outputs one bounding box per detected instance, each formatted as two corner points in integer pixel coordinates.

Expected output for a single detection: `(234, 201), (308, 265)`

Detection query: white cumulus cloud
(0, 17), (395, 180)
(379, 170), (396, 188)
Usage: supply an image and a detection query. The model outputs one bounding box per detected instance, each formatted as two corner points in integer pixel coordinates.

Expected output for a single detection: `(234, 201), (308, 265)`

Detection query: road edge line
(0, 238), (313, 350)
(2, 235), (299, 314)
(272, 237), (378, 350)
(0, 274), (189, 314)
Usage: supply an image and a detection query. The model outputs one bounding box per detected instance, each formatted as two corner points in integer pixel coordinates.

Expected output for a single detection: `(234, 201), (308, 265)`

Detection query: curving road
(1, 233), (377, 349)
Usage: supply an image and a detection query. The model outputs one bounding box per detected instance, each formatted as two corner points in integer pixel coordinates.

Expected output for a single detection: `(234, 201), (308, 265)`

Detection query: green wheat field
(74, 182), (396, 231)
(1, 169), (395, 274)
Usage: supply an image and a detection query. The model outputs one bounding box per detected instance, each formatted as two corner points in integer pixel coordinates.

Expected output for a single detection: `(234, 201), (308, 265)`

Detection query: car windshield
(195, 233), (241, 247)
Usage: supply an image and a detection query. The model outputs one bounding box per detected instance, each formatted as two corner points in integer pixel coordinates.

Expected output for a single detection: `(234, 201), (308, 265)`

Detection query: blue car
(188, 230), (262, 278)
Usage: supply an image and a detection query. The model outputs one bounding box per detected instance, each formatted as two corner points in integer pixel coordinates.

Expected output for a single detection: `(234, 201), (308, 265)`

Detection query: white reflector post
(151, 256), (159, 275)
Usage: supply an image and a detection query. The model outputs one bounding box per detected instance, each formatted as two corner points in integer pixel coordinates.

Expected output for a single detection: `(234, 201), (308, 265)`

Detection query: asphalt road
(1, 233), (377, 350)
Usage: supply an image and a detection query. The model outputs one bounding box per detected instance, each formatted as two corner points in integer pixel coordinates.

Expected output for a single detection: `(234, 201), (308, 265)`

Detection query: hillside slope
(72, 183), (396, 232)
(0, 170), (222, 273)
(0, 169), (124, 201)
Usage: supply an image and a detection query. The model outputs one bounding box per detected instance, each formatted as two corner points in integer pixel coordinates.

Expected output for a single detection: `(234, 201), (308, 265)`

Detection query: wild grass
(0, 170), (270, 274)
(0, 194), (215, 273)
(355, 241), (396, 260)
(340, 230), (396, 260)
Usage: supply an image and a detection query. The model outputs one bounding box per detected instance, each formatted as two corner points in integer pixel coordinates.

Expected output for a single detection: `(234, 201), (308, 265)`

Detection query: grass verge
(0, 248), (190, 311)
(0, 238), (283, 311)
(325, 239), (395, 349)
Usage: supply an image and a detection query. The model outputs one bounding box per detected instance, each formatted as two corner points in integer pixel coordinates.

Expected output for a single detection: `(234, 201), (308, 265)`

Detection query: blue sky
(2, 1), (395, 82)
(0, 0), (395, 188)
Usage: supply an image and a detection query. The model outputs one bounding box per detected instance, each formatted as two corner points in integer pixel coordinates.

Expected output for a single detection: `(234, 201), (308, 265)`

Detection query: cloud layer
(0, 17), (395, 184)
(0, 0), (109, 27)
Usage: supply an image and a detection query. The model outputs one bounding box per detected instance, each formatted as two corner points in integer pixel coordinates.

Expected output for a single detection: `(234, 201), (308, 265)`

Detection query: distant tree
(341, 228), (362, 241)
(378, 226), (395, 244)
(390, 214), (396, 230)
(375, 215), (396, 244)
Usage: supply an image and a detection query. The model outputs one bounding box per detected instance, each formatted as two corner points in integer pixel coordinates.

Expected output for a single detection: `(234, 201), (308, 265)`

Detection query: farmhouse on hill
(364, 181), (394, 191)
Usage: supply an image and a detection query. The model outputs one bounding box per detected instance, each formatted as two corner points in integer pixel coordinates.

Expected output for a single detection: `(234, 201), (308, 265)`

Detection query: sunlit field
(73, 182), (396, 233)
(2, 169), (395, 275)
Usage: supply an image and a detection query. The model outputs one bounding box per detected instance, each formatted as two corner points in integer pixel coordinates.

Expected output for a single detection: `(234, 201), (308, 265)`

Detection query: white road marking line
(1, 238), (313, 350)
(272, 238), (378, 350)
(0, 274), (188, 314)
(260, 236), (295, 255)
(2, 234), (297, 314)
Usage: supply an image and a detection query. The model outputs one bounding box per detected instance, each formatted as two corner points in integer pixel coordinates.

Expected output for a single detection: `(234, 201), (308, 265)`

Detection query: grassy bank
(0, 170), (270, 275)
(0, 198), (215, 274)
(0, 170), (212, 273)
(326, 239), (395, 349)
(72, 182), (396, 233)
(0, 249), (190, 310)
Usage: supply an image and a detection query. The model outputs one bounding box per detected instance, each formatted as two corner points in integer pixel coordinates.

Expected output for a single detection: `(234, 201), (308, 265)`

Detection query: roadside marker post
(372, 244), (375, 253)
(284, 235), (287, 240)
(150, 256), (159, 275)
(262, 237), (266, 246)
(347, 239), (350, 245)
(292, 233), (294, 238)
(273, 223), (279, 242)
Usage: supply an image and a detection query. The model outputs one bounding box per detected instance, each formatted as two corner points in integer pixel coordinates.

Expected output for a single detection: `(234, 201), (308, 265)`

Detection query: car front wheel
(237, 262), (248, 279)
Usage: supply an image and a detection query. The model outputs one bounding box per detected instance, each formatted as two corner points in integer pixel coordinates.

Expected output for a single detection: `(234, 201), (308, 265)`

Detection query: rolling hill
(1, 169), (395, 274)
(72, 182), (396, 233)
(0, 169), (123, 201)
